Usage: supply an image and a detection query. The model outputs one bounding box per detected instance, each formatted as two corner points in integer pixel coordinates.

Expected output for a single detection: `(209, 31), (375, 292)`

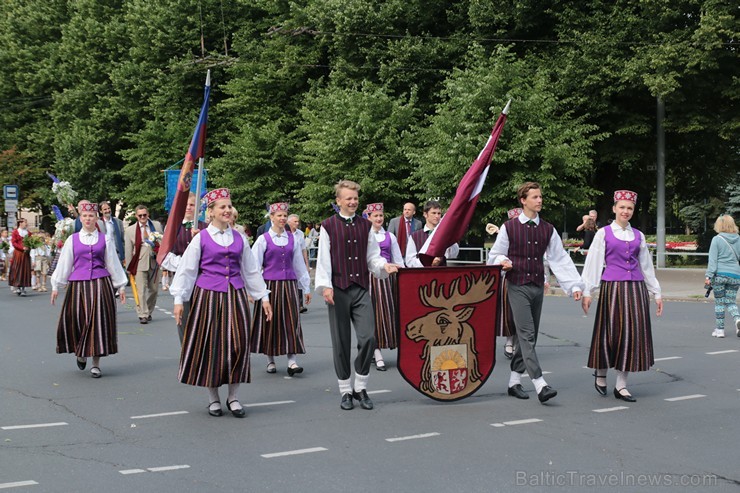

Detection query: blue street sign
(3, 185), (19, 200)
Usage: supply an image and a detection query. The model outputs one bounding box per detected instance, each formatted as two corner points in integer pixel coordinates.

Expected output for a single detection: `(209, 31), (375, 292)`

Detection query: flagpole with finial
(192, 69), (211, 223)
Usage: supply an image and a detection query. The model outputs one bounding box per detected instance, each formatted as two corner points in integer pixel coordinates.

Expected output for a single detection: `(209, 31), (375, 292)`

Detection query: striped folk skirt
(250, 279), (305, 356)
(179, 285), (252, 387)
(9, 249), (32, 287)
(56, 277), (118, 357)
(587, 281), (654, 372)
(496, 279), (515, 338)
(370, 273), (398, 350)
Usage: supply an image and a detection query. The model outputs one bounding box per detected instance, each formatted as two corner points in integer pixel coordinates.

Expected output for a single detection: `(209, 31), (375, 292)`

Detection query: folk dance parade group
(7, 178), (671, 417)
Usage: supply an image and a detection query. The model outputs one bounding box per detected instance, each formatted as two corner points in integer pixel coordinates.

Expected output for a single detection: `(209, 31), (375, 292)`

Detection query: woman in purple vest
(50, 200), (127, 378)
(170, 188), (273, 418)
(250, 202), (311, 376)
(366, 203), (404, 370)
(581, 190), (663, 402)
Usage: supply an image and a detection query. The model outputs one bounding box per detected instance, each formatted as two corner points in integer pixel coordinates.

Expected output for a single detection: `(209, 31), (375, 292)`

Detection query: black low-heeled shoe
(593, 372), (607, 396)
(208, 401), (223, 417)
(76, 357), (87, 371)
(227, 399), (246, 418)
(614, 388), (636, 402)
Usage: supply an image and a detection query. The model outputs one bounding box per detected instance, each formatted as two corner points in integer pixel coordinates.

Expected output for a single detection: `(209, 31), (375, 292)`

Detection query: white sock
(532, 377), (548, 394)
(338, 378), (352, 395)
(227, 383), (242, 410)
(354, 373), (369, 392)
(508, 371), (523, 388)
(267, 356), (275, 364)
(595, 369), (607, 385)
(207, 387), (220, 408)
(506, 336), (514, 345)
(287, 354), (297, 366)
(374, 348), (383, 361)
(615, 370), (629, 392)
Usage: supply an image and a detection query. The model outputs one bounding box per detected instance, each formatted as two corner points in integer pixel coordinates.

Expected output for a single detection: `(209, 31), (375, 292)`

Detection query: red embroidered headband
(365, 203), (384, 213)
(507, 208), (523, 219)
(613, 190), (637, 204)
(77, 201), (98, 213)
(204, 188), (231, 205)
(269, 202), (289, 214)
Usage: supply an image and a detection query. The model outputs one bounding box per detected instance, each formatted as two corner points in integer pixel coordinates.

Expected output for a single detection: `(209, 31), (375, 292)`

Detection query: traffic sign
(7, 216), (16, 230)
(3, 185), (19, 200)
(4, 199), (18, 213)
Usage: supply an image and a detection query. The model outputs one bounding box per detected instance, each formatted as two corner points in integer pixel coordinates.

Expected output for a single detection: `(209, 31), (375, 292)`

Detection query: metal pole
(656, 96), (666, 268)
(193, 157), (205, 222)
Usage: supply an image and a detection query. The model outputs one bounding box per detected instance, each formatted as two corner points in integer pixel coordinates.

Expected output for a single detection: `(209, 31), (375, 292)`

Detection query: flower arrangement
(23, 234), (44, 250)
(51, 181), (78, 206)
(53, 217), (75, 249)
(0, 241), (9, 253)
(146, 231), (163, 256)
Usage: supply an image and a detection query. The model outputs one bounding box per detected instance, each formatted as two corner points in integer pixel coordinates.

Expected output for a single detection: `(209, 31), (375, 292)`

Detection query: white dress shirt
(314, 214), (389, 293)
(487, 213), (584, 296)
(372, 228), (405, 265)
(252, 228), (311, 293)
(404, 225), (460, 268)
(170, 224), (269, 305)
(51, 230), (128, 292)
(580, 222), (661, 299)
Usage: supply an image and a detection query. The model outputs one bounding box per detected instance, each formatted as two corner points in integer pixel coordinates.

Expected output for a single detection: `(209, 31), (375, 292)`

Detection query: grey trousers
(327, 284), (376, 380)
(507, 283), (545, 380)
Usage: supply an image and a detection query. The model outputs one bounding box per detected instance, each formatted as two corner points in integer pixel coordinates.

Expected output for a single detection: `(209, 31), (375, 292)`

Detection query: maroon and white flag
(417, 100), (510, 266)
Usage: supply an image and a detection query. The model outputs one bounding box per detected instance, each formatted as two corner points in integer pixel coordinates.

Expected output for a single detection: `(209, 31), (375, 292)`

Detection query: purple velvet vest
(504, 217), (554, 286)
(195, 229), (245, 292)
(68, 233), (110, 281)
(321, 214), (371, 290)
(602, 226), (645, 281)
(376, 231), (392, 263)
(262, 231), (297, 281)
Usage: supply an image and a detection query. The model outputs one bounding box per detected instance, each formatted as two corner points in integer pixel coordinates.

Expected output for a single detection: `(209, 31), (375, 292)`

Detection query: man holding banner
(487, 182), (583, 404)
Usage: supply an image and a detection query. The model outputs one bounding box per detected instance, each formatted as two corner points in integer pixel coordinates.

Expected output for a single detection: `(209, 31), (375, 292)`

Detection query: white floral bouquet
(52, 181), (78, 206)
(53, 218), (75, 249)
(146, 231), (163, 256)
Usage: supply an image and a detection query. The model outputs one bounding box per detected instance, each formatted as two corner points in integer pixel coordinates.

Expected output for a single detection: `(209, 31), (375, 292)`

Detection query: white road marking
(244, 400), (295, 408)
(502, 418), (543, 426)
(119, 469), (146, 475)
(706, 350), (738, 355)
(130, 411), (189, 419)
(665, 394), (706, 402)
(386, 432), (440, 442)
(593, 406), (629, 413)
(261, 447), (327, 458)
(1, 422), (68, 431)
(163, 311), (172, 315)
(0, 481), (39, 489)
(654, 356), (682, 361)
(148, 465), (190, 472)
(366, 389), (392, 395)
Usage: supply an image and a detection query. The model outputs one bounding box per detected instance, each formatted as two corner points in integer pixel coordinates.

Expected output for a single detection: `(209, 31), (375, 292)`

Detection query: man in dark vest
(315, 180), (398, 411)
(160, 192), (207, 341)
(404, 200), (460, 267)
(487, 182), (583, 403)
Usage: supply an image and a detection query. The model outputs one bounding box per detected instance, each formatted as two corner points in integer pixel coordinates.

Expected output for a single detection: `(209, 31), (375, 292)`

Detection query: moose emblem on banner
(397, 266), (502, 401)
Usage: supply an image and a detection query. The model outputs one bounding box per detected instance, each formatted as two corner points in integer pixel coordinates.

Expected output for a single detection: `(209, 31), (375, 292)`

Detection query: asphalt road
(1, 283), (739, 492)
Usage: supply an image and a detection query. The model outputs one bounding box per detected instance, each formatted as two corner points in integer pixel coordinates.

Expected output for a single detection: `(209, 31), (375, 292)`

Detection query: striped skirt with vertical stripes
(250, 279), (305, 356)
(496, 278), (515, 338)
(56, 277), (118, 357)
(370, 273), (398, 350)
(587, 281), (654, 372)
(179, 285), (252, 387)
(9, 250), (32, 287)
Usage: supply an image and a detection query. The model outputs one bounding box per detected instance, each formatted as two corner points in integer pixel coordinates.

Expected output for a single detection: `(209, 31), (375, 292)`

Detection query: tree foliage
(0, 0), (736, 231)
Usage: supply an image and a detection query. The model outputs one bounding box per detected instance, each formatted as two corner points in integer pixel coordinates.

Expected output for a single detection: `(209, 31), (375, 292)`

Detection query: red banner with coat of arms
(396, 265), (502, 401)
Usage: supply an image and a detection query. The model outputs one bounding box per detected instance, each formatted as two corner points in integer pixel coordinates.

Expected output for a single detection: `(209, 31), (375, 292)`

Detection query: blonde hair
(334, 180), (360, 197)
(714, 214), (738, 234)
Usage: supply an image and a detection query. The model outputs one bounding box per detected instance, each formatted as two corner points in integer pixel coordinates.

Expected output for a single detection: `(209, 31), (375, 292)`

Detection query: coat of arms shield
(396, 265), (502, 401)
